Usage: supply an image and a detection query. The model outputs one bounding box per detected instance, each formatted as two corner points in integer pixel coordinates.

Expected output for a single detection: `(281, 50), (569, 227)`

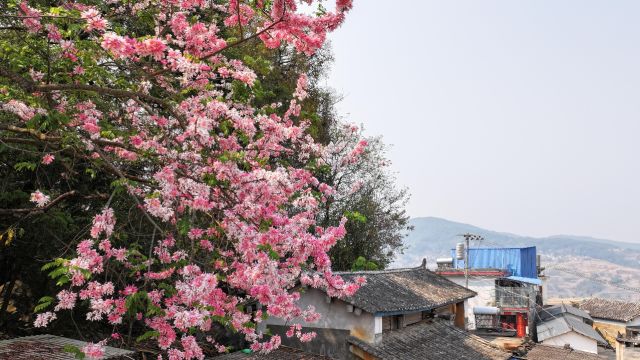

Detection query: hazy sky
(325, 1), (640, 243)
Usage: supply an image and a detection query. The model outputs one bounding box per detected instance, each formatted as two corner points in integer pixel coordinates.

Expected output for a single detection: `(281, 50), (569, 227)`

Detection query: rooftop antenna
(457, 233), (485, 288)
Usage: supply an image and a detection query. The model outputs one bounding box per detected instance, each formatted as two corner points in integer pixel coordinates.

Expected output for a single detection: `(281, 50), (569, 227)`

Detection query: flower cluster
(8, 1), (365, 359)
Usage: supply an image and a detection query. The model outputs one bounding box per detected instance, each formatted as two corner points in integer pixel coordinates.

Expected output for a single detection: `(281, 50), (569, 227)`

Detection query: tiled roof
(0, 335), (134, 360)
(524, 344), (606, 360)
(579, 298), (640, 322)
(537, 314), (607, 345)
(348, 319), (511, 360)
(538, 303), (592, 322)
(211, 346), (330, 359)
(336, 266), (476, 314)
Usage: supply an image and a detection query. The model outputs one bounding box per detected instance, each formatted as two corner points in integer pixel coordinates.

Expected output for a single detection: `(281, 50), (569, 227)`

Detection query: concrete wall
(616, 342), (640, 360)
(540, 276), (549, 304)
(444, 275), (496, 330)
(542, 332), (598, 354)
(268, 325), (351, 359)
(264, 288), (377, 342)
(593, 319), (627, 346)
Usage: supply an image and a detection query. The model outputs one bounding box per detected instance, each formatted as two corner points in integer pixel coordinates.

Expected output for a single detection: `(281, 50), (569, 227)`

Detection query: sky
(325, 1), (640, 243)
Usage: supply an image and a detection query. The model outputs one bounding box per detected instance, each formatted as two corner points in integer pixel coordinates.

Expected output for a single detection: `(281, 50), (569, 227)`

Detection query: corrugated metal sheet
(537, 314), (607, 344)
(449, 246), (538, 279)
(506, 276), (542, 285)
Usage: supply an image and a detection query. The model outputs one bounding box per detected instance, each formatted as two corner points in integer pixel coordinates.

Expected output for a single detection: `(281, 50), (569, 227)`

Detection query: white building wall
(542, 332), (598, 354)
(444, 275), (497, 330)
(540, 276), (549, 304)
(627, 317), (640, 327)
(264, 288), (378, 342)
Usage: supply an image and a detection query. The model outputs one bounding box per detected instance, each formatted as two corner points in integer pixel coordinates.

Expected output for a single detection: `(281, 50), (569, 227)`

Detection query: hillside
(393, 217), (640, 300)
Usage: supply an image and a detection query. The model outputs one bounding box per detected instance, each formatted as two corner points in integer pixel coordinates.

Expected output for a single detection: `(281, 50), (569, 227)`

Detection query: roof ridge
(334, 266), (424, 275)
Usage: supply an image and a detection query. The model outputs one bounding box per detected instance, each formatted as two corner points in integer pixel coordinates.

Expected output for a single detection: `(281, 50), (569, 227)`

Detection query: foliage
(319, 124), (413, 270)
(351, 256), (378, 271)
(0, 0), (363, 358)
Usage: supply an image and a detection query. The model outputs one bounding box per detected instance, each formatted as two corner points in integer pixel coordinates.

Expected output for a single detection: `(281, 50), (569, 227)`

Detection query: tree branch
(35, 84), (168, 107)
(0, 190), (78, 216)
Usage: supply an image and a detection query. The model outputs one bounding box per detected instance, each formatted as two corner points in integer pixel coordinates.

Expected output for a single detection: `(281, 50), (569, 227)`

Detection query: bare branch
(0, 190), (78, 216)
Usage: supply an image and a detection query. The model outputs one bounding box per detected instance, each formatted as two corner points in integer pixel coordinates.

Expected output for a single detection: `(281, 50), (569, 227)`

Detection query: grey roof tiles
(347, 319), (510, 360)
(579, 298), (640, 323)
(336, 266), (476, 315)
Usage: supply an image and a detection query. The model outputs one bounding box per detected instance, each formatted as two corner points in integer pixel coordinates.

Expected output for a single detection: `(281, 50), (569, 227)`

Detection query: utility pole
(458, 233), (484, 288)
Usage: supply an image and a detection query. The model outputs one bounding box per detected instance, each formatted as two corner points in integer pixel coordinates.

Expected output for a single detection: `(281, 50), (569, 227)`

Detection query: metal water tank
(455, 242), (465, 260)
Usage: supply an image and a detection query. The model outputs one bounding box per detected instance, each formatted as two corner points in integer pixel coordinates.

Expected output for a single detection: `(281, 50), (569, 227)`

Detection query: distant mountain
(394, 217), (640, 268)
(393, 217), (640, 300)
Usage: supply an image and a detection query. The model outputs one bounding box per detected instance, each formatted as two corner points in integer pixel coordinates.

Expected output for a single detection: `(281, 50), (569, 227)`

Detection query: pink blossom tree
(0, 0), (365, 358)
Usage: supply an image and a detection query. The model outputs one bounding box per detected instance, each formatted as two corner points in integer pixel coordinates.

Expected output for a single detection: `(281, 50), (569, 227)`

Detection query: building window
(382, 315), (403, 331)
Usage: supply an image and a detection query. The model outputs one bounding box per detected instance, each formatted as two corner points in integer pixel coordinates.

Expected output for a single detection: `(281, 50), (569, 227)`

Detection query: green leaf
(63, 345), (86, 359)
(14, 162), (36, 172)
(136, 330), (159, 342)
(177, 218), (190, 236)
(258, 219), (272, 232)
(34, 301), (52, 313)
(56, 275), (71, 286)
(344, 211), (367, 223)
(47, 267), (68, 279)
(38, 296), (55, 304)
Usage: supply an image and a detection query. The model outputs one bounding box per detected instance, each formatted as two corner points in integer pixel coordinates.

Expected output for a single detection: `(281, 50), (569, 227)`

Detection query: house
(347, 318), (510, 360)
(263, 261), (477, 359)
(536, 304), (607, 354)
(522, 344), (607, 360)
(435, 246), (545, 334)
(579, 298), (640, 346)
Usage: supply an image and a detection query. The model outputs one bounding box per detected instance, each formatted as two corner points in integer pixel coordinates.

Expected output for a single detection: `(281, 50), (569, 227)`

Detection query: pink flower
(34, 312), (57, 327)
(138, 38), (166, 61)
(30, 191), (50, 207)
(74, 101), (102, 136)
(54, 290), (77, 311)
(82, 342), (105, 360)
(101, 33), (136, 59)
(299, 331), (316, 342)
(41, 154), (55, 165)
(293, 74), (308, 101)
(45, 24), (62, 42)
(73, 66), (85, 75)
(18, 1), (42, 33)
(90, 208), (116, 239)
(1, 100), (43, 121)
(121, 285), (138, 296)
(81, 9), (107, 32)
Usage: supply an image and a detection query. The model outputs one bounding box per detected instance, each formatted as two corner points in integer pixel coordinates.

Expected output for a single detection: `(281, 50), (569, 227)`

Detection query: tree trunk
(0, 277), (17, 324)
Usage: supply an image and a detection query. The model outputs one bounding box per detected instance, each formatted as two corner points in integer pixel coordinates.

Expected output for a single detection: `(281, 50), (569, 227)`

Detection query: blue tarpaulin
(450, 246), (538, 279)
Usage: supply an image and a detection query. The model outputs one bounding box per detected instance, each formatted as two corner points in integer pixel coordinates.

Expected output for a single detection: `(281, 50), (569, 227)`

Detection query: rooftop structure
(538, 303), (593, 323)
(347, 319), (510, 360)
(536, 310), (607, 354)
(537, 313), (606, 345)
(523, 344), (607, 360)
(449, 246), (538, 280)
(336, 266), (476, 315)
(0, 335), (134, 360)
(580, 298), (640, 323)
